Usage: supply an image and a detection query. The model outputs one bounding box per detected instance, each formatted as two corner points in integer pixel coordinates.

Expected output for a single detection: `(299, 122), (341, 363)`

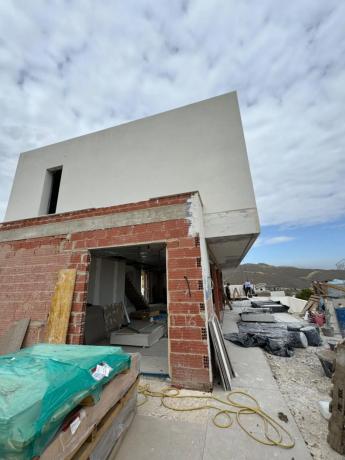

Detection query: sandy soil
(266, 346), (343, 460)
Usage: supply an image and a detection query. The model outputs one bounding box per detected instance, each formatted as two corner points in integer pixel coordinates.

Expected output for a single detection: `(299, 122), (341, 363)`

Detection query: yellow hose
(137, 384), (295, 449)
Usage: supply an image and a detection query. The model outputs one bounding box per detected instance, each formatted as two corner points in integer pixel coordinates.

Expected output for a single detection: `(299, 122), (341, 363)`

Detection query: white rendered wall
(5, 92), (257, 222)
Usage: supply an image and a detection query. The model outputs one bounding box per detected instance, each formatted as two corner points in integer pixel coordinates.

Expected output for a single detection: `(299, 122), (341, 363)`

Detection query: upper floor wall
(5, 92), (258, 225)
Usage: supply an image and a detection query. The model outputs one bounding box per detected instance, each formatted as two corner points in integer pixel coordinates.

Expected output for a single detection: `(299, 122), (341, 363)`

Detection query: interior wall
(87, 257), (126, 305)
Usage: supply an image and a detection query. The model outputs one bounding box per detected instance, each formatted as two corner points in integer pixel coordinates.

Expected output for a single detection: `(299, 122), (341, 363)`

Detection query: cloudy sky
(0, 0), (344, 267)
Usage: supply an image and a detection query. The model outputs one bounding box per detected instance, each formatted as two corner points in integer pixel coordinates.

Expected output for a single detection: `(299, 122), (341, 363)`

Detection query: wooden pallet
(300, 295), (320, 317)
(71, 378), (139, 459)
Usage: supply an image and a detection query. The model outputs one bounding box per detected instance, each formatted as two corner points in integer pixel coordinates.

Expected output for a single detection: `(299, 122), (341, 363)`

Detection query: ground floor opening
(84, 243), (169, 376)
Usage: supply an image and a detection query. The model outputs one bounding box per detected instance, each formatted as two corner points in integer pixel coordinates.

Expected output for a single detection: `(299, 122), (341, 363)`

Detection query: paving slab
(115, 308), (312, 460)
(207, 386), (312, 460)
(115, 415), (205, 460)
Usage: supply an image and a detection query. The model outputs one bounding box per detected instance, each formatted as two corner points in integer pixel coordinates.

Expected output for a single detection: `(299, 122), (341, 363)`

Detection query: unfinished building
(0, 92), (260, 390)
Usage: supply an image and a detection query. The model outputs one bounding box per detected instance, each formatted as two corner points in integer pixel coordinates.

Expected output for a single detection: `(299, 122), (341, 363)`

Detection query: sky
(0, 0), (344, 268)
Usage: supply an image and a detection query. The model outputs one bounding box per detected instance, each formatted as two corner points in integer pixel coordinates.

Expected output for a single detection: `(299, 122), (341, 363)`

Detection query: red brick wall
(167, 237), (210, 390)
(0, 193), (211, 390)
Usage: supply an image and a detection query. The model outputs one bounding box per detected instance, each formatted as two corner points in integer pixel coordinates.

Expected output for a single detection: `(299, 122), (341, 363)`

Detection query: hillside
(223, 263), (345, 290)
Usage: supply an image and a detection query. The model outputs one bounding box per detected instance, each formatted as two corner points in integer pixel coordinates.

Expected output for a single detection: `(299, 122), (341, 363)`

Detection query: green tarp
(0, 344), (131, 459)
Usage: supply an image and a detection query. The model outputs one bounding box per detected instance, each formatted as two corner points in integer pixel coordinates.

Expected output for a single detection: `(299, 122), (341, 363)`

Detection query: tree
(296, 288), (313, 300)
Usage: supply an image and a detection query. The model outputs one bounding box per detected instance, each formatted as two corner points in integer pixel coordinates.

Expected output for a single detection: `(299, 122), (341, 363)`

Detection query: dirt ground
(266, 346), (343, 460)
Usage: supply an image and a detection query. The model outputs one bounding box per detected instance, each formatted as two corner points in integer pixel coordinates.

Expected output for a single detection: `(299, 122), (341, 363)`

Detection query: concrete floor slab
(122, 337), (168, 357)
(113, 308), (312, 460)
(122, 338), (169, 375)
(115, 415), (205, 460)
(210, 385), (312, 457)
(137, 356), (169, 374)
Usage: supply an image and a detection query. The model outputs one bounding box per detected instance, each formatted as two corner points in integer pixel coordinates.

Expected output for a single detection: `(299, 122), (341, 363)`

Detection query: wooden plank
(72, 379), (138, 460)
(45, 269), (77, 344)
(300, 295), (320, 316)
(0, 318), (30, 355)
(327, 283), (345, 294)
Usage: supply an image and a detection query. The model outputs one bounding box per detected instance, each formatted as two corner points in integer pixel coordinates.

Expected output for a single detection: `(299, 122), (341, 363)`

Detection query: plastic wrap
(300, 326), (322, 346)
(224, 322), (296, 357)
(0, 344), (131, 460)
(327, 279), (345, 299)
(287, 331), (308, 348)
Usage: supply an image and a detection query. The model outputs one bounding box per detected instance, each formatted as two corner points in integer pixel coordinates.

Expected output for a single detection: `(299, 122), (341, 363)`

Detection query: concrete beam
(0, 203), (188, 242)
(204, 207), (260, 239)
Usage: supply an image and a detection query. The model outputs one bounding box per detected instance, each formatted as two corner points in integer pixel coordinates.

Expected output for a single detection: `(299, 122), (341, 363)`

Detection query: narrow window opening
(47, 167), (62, 214)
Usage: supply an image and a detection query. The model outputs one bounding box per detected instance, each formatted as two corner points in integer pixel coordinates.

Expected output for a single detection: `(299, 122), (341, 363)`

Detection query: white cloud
(0, 0), (344, 225)
(254, 236), (296, 247)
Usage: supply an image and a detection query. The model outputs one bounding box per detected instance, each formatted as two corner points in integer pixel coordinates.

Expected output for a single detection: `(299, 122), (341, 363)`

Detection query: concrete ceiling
(207, 234), (257, 270)
(91, 243), (166, 268)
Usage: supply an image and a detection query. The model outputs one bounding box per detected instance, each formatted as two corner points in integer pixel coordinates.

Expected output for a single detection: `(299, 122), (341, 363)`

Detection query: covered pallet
(41, 353), (140, 459)
(0, 344), (131, 459)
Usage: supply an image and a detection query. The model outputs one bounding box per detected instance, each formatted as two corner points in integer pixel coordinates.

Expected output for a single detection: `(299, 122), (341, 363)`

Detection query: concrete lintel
(0, 203), (188, 243)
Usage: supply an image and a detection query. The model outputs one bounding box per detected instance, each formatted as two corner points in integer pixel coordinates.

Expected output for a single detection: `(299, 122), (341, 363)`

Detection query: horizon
(0, 1), (344, 268)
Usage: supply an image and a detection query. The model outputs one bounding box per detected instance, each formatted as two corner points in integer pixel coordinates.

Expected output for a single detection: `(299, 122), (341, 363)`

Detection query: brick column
(167, 236), (211, 391)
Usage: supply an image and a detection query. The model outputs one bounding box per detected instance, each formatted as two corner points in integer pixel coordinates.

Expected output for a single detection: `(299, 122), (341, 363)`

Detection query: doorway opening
(84, 243), (168, 376)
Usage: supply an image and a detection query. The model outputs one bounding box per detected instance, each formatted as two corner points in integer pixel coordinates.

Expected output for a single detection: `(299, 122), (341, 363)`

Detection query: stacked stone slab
(328, 341), (345, 454)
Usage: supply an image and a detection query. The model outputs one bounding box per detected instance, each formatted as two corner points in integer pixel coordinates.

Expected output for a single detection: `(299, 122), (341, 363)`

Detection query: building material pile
(0, 344), (139, 460)
(209, 314), (235, 390)
(224, 321), (323, 357)
(0, 318), (30, 355)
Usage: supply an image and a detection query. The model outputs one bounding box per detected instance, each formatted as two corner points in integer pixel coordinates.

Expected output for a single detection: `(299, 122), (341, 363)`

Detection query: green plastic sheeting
(0, 344), (131, 460)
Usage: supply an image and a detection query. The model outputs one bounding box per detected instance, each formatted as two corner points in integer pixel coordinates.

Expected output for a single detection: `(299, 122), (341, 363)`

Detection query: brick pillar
(167, 237), (211, 391)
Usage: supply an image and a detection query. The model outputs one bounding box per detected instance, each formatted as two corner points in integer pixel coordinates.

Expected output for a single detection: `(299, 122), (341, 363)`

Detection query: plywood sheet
(45, 269), (77, 344)
(0, 318), (30, 355)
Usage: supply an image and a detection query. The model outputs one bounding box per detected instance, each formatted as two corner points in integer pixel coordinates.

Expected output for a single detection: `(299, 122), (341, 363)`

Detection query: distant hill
(223, 263), (345, 290)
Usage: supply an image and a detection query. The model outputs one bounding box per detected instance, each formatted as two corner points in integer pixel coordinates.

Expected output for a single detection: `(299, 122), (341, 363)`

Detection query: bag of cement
(287, 331), (308, 348)
(301, 326), (322, 346)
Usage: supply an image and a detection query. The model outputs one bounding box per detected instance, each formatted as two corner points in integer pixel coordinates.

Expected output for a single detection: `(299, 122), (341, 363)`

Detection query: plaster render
(5, 92), (258, 225)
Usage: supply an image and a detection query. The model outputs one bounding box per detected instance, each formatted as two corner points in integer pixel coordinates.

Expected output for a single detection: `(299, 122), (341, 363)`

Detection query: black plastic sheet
(224, 322), (295, 357)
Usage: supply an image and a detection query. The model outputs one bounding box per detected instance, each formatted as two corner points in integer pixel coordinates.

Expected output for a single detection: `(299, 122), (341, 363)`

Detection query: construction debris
(0, 318), (30, 355)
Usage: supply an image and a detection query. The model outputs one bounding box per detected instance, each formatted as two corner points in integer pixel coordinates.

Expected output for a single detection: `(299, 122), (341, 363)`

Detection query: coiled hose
(137, 384), (295, 449)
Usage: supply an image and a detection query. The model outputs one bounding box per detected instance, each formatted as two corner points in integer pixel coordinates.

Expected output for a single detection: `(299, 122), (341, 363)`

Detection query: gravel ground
(266, 346), (343, 460)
